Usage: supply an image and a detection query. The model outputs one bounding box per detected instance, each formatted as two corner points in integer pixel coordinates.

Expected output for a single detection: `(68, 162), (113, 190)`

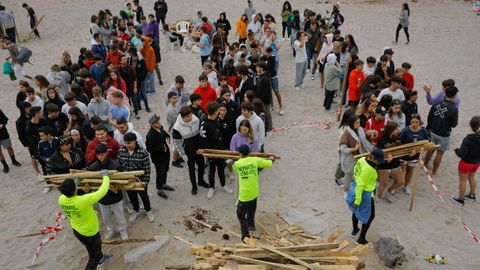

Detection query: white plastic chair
(176, 21), (190, 35)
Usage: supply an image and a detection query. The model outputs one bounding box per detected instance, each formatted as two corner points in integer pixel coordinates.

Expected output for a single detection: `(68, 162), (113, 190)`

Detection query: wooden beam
(21, 15), (44, 42)
(260, 245), (316, 270)
(409, 150), (424, 211)
(229, 255), (306, 270)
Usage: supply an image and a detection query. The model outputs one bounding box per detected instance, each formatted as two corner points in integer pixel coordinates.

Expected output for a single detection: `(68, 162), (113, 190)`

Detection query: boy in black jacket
(254, 61), (273, 130)
(88, 144), (128, 240)
(425, 86), (459, 176)
(200, 102), (233, 199)
(261, 47), (283, 115)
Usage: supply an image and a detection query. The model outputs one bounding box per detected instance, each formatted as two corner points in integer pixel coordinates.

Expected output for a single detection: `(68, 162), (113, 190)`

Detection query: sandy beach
(1, 0), (480, 269)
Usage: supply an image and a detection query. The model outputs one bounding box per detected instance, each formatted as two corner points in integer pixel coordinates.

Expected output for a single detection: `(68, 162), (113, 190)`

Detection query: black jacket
(46, 148), (85, 174)
(0, 109), (9, 140)
(46, 113), (69, 137)
(154, 0), (168, 18)
(88, 158), (124, 205)
(26, 119), (49, 150)
(190, 105), (206, 122)
(427, 99), (458, 137)
(200, 118), (224, 150)
(260, 55), (277, 77)
(237, 77), (255, 102)
(255, 72), (273, 105)
(146, 126), (171, 162)
(218, 116), (236, 149)
(455, 134), (480, 164)
(16, 115), (30, 147)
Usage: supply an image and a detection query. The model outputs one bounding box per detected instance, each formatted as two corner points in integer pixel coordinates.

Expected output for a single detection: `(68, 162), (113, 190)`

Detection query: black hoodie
(88, 158), (124, 205)
(427, 99), (458, 137)
(455, 134), (480, 164)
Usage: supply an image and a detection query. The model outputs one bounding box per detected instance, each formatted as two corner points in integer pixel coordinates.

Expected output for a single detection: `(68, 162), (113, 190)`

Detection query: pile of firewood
(196, 149), (281, 160)
(41, 170), (146, 191)
(170, 213), (370, 270)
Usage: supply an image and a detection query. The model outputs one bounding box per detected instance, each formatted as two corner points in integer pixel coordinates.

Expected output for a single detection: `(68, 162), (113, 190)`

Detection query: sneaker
(42, 187), (51, 194)
(135, 113), (140, 120)
(335, 179), (344, 188)
(270, 106), (275, 111)
(403, 186), (411, 195)
(126, 207), (134, 214)
(465, 194), (476, 201)
(129, 212), (139, 222)
(146, 211), (155, 222)
(12, 160), (21, 167)
(295, 86), (300, 90)
(105, 230), (114, 240)
(451, 196), (464, 207)
(222, 185), (233, 194)
(385, 192), (394, 203)
(207, 188), (215, 199)
(300, 84), (305, 88)
(172, 161), (184, 168)
(2, 166), (9, 173)
(279, 109), (284, 116)
(350, 229), (359, 238)
(157, 190), (168, 199)
(98, 254), (113, 266)
(159, 80), (164, 86)
(161, 185), (175, 191)
(120, 230), (128, 240)
(356, 238), (369, 245)
(178, 157), (185, 163)
(191, 187), (198, 195)
(307, 69), (310, 73)
(198, 181), (210, 188)
(311, 75), (315, 80)
(146, 107), (152, 113)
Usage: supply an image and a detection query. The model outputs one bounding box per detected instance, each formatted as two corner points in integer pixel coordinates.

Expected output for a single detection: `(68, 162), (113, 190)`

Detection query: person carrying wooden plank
(233, 144), (274, 242)
(58, 169), (113, 269)
(345, 149), (385, 245)
(21, 3), (40, 39)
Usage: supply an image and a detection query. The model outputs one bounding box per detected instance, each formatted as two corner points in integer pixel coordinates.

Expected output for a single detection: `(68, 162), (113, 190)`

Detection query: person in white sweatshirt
(235, 102), (265, 148)
(114, 119), (144, 147)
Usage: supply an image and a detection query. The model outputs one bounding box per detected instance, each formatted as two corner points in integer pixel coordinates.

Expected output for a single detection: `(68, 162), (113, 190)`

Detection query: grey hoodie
(235, 112), (266, 146)
(87, 97), (113, 131)
(165, 84), (191, 110)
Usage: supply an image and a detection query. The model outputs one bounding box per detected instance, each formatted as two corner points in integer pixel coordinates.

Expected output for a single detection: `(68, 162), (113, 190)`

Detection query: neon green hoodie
(353, 157), (377, 205)
(233, 156), (272, 202)
(58, 176), (110, 237)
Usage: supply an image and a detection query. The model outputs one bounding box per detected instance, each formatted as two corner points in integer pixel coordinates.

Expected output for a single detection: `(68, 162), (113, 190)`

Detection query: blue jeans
(136, 81), (149, 110)
(144, 71), (156, 93)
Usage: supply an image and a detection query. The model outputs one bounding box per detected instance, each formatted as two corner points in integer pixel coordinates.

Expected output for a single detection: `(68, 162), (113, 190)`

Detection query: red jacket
(106, 51), (124, 68)
(402, 73), (414, 91)
(85, 136), (120, 165)
(348, 69), (365, 102)
(193, 83), (218, 112)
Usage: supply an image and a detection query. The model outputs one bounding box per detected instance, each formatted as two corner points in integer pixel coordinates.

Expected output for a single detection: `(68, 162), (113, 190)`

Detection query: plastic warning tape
(31, 212), (66, 264)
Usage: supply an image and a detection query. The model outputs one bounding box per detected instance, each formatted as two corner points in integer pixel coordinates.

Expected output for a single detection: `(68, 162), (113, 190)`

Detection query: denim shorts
(431, 132), (450, 152)
(271, 77), (279, 91)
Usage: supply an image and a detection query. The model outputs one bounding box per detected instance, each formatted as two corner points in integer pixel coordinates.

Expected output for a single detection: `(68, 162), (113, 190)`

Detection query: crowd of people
(1, 0), (479, 268)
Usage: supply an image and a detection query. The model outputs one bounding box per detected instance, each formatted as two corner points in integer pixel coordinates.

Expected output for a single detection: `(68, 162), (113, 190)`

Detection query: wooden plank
(333, 240), (349, 251)
(275, 224), (281, 238)
(165, 265), (192, 270)
(255, 220), (273, 237)
(325, 228), (343, 243)
(229, 255), (306, 270)
(237, 265), (267, 270)
(234, 249), (353, 259)
(354, 140), (432, 159)
(409, 149), (424, 211)
(260, 245), (316, 270)
(21, 15), (44, 42)
(314, 265), (356, 270)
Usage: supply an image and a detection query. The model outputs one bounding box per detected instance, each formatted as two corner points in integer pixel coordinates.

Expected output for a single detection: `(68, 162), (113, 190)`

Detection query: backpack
(16, 47), (33, 64)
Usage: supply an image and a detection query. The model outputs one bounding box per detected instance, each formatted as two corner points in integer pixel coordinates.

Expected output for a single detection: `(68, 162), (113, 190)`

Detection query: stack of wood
(41, 170), (146, 191)
(354, 140), (438, 160)
(172, 213), (370, 270)
(197, 149), (281, 161)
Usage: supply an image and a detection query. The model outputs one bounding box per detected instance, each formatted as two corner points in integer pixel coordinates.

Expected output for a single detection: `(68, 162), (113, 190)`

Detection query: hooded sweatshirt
(87, 97), (112, 132)
(324, 53), (342, 91)
(166, 84), (191, 110)
(85, 136), (120, 165)
(230, 132), (260, 153)
(113, 122), (145, 148)
(317, 33), (333, 64)
(140, 37), (156, 72)
(172, 114), (201, 157)
(426, 99), (458, 137)
(193, 82), (218, 112)
(91, 39), (107, 61)
(236, 112), (266, 146)
(455, 133), (480, 164)
(236, 18), (248, 39)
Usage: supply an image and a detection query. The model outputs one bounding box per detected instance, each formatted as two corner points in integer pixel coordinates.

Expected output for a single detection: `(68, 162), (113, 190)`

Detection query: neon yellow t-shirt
(233, 157), (272, 202)
(58, 176), (110, 237)
(353, 157), (378, 205)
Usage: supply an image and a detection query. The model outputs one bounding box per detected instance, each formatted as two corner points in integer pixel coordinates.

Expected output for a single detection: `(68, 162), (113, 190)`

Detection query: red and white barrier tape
(419, 159), (480, 244)
(31, 212), (66, 264)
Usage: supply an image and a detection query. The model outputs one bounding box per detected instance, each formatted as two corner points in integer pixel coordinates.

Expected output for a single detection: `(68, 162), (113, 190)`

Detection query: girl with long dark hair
(394, 3), (410, 44)
(281, 1), (292, 39)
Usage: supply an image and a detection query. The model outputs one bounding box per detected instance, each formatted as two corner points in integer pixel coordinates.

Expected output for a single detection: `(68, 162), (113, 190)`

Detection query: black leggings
(73, 230), (103, 270)
(237, 198), (257, 240)
(324, 89), (336, 110)
(281, 22), (290, 38)
(187, 153), (205, 188)
(352, 198), (375, 242)
(395, 24), (409, 42)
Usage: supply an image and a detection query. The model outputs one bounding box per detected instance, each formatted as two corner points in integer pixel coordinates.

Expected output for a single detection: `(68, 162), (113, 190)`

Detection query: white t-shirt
(294, 40), (307, 63)
(61, 101), (89, 117)
(377, 87), (405, 102)
(26, 96), (44, 108)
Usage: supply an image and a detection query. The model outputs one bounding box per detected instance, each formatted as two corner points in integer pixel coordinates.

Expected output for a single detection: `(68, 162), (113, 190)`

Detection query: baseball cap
(238, 144), (250, 156)
(371, 149), (385, 163)
(375, 106), (387, 115)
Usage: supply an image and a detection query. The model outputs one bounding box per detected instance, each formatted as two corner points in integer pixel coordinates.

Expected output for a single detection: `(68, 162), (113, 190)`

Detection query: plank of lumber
(350, 243), (372, 256)
(275, 224), (281, 238)
(325, 228), (343, 243)
(165, 265), (192, 270)
(103, 238), (155, 244)
(255, 220), (273, 237)
(21, 15), (44, 42)
(260, 245), (316, 270)
(229, 255), (306, 270)
(41, 170), (144, 180)
(234, 249), (353, 259)
(314, 264), (356, 270)
(234, 242), (341, 254)
(50, 179), (132, 185)
(333, 240), (349, 251)
(237, 265), (267, 270)
(354, 140), (432, 159)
